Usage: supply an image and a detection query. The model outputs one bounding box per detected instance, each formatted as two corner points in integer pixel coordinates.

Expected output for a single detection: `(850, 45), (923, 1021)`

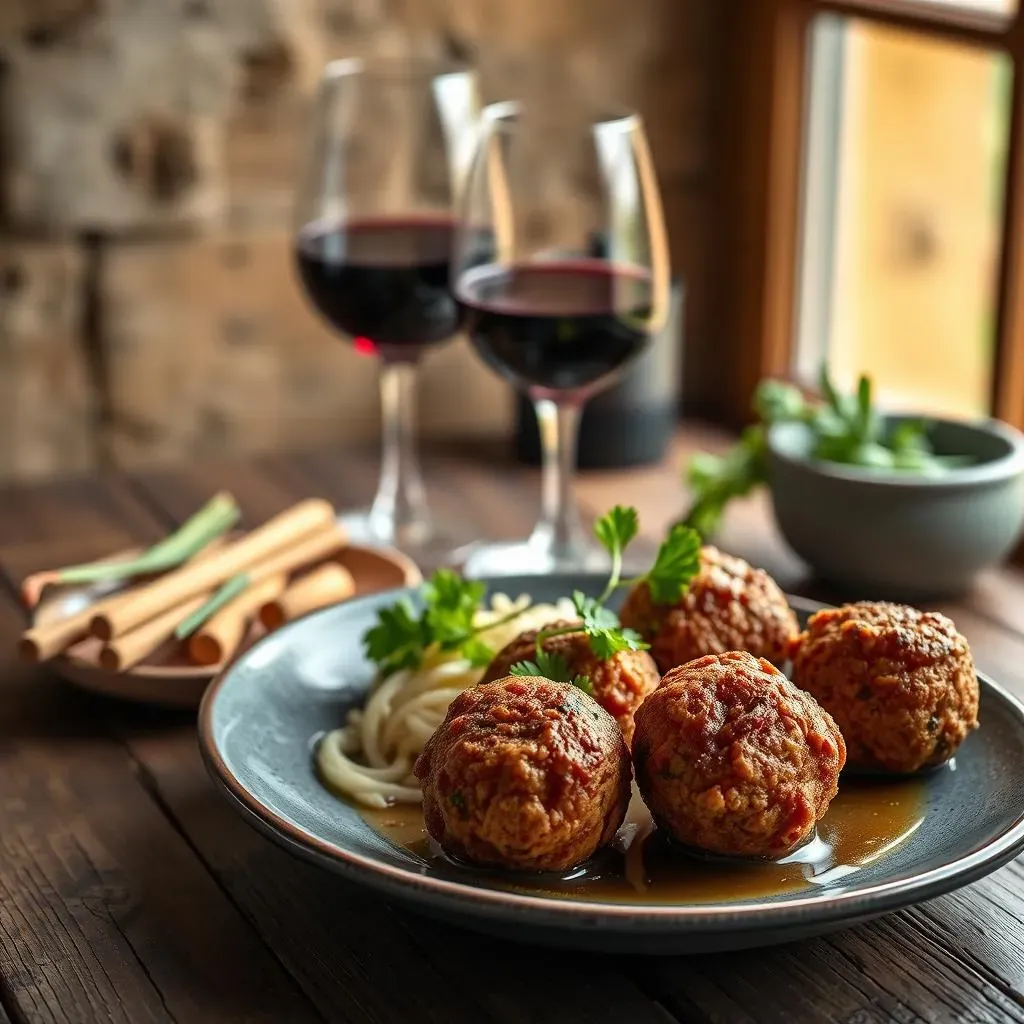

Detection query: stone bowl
(766, 416), (1024, 600)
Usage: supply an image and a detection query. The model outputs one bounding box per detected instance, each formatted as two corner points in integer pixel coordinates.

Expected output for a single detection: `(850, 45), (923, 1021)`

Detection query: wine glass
(293, 56), (480, 568)
(453, 100), (671, 576)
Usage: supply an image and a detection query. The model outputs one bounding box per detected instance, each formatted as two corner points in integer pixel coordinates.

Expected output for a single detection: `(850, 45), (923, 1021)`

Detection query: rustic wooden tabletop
(2, 423), (1024, 1024)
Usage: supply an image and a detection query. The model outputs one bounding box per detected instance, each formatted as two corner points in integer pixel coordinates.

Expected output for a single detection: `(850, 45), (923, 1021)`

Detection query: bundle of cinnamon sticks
(19, 495), (359, 673)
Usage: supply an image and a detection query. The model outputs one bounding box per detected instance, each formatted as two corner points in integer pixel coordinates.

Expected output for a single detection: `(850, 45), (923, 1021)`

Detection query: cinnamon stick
(98, 529), (345, 669)
(91, 499), (337, 641)
(20, 589), (136, 664)
(259, 563), (356, 632)
(187, 574), (287, 666)
(98, 594), (210, 673)
(240, 525), (347, 585)
(19, 535), (229, 664)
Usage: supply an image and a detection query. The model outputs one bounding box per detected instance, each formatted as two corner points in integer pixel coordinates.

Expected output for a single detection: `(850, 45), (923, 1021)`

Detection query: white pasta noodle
(317, 593), (576, 808)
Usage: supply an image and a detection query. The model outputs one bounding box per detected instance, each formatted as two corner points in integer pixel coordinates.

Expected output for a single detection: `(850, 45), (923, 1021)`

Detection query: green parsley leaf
(533, 649), (575, 682)
(587, 627), (647, 659)
(509, 659), (542, 678)
(753, 379), (809, 425)
(847, 442), (895, 470)
(572, 590), (620, 632)
(571, 675), (595, 696)
(363, 569), (522, 674)
(525, 507), (657, 668)
(422, 569), (486, 649)
(686, 451), (726, 490)
(819, 362), (853, 423)
(681, 424), (768, 541)
(646, 523), (702, 604)
(510, 649), (571, 682)
(887, 418), (933, 456)
(594, 505), (639, 559)
(363, 599), (428, 674)
(461, 637), (495, 667)
(515, 551), (653, 665)
(593, 505), (641, 601)
(509, 654), (595, 696)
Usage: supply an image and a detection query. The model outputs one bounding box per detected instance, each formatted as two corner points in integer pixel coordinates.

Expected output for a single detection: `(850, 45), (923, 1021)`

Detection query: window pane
(796, 16), (1010, 417)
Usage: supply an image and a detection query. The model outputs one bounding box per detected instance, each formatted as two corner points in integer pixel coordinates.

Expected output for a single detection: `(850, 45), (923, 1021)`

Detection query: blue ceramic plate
(198, 575), (1024, 953)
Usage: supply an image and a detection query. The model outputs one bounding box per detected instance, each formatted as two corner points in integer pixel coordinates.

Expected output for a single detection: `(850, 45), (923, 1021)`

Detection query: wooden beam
(715, 0), (810, 424)
(993, 16), (1024, 430)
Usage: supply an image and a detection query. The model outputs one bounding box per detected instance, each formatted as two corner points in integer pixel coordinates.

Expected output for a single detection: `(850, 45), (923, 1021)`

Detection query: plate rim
(197, 580), (1024, 933)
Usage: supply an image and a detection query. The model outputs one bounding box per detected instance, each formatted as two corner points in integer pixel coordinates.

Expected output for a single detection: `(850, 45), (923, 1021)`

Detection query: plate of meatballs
(199, 511), (1024, 954)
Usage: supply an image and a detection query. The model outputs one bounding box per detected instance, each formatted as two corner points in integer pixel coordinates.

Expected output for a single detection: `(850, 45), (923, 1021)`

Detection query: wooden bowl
(30, 544), (422, 709)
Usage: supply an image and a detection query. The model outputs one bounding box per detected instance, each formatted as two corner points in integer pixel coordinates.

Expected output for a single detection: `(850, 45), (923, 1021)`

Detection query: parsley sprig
(364, 509), (704, 688)
(510, 649), (594, 696)
(644, 523), (703, 604)
(510, 506), (702, 688)
(363, 569), (520, 675)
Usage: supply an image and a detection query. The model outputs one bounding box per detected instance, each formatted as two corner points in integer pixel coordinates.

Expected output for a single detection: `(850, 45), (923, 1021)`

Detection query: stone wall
(0, 0), (715, 480)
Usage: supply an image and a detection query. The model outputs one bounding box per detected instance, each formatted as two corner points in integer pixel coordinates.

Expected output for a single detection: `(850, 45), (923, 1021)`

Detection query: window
(796, 16), (1010, 417)
(716, 0), (1024, 432)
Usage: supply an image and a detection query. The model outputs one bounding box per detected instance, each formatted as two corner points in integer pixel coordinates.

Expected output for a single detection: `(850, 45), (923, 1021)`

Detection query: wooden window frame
(714, 0), (1024, 430)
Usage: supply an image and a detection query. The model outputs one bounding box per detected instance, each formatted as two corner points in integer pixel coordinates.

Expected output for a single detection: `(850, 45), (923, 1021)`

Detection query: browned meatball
(789, 602), (979, 773)
(414, 676), (631, 872)
(479, 620), (660, 745)
(632, 651), (845, 858)
(619, 546), (798, 673)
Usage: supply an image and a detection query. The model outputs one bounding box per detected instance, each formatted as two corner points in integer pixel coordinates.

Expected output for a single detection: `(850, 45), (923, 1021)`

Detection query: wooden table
(3, 424), (1024, 1024)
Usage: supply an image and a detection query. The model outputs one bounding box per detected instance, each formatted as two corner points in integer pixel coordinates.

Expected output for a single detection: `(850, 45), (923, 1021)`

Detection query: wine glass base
(335, 508), (477, 575)
(461, 538), (610, 579)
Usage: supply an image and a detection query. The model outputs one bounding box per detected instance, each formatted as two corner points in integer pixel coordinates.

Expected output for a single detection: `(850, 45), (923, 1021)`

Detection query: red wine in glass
(296, 215), (461, 360)
(292, 57), (479, 569)
(452, 101), (669, 576)
(456, 260), (653, 397)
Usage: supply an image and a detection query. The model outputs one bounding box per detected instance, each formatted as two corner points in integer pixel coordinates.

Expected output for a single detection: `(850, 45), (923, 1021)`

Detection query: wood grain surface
(1, 428), (1024, 1023)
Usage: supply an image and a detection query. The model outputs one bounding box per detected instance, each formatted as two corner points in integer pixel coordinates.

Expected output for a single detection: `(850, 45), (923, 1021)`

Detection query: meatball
(619, 546), (798, 674)
(479, 620), (660, 744)
(632, 651), (845, 858)
(414, 676), (631, 872)
(788, 601), (979, 773)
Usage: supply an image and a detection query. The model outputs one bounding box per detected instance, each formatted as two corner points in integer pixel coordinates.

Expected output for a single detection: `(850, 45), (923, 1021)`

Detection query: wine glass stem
(530, 397), (587, 557)
(369, 359), (429, 540)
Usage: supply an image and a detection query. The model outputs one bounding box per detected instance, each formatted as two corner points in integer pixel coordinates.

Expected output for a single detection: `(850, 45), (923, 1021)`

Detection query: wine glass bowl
(292, 56), (480, 567)
(457, 259), (656, 398)
(295, 214), (462, 362)
(453, 101), (670, 576)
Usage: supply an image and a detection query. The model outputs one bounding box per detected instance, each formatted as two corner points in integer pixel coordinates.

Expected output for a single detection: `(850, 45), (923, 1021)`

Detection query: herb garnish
(645, 523), (703, 605)
(510, 506), (702, 688)
(510, 649), (594, 696)
(363, 568), (520, 675)
(364, 510), (703, 686)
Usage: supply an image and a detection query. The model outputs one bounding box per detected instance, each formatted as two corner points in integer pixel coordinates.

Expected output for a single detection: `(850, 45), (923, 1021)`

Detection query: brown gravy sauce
(359, 775), (926, 904)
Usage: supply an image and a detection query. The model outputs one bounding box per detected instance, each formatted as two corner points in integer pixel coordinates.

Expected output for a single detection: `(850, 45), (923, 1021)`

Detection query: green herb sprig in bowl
(682, 365), (972, 540)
